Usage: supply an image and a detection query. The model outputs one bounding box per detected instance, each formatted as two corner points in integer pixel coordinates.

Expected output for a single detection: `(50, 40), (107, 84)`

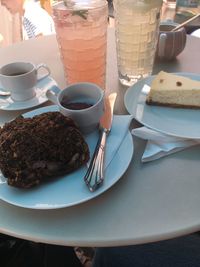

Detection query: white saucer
(0, 76), (57, 111)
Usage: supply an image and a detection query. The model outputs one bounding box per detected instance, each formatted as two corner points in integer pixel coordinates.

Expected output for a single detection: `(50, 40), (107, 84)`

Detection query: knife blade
(84, 93), (117, 192)
(100, 93), (117, 132)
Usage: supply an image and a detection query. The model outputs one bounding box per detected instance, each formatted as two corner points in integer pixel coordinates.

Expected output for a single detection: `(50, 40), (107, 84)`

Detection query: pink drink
(52, 1), (108, 89)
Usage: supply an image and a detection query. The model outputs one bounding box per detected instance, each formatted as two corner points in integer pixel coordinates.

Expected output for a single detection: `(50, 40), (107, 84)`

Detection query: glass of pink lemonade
(52, 0), (108, 89)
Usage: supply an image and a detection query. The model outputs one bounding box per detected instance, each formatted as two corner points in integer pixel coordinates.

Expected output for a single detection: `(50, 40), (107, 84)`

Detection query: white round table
(1, 30), (200, 247)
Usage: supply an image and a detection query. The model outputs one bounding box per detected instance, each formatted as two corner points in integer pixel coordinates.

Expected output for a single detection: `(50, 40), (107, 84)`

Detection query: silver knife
(84, 93), (117, 192)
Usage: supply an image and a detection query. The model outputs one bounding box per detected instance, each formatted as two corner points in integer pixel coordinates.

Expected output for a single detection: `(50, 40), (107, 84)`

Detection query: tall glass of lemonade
(52, 0), (108, 89)
(113, 0), (162, 86)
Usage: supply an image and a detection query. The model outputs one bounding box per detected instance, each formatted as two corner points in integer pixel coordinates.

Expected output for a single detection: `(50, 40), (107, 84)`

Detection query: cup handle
(158, 33), (167, 58)
(46, 85), (61, 104)
(36, 63), (51, 81)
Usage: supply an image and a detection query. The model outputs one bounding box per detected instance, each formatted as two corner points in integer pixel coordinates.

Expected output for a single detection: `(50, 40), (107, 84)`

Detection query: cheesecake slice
(146, 71), (200, 109)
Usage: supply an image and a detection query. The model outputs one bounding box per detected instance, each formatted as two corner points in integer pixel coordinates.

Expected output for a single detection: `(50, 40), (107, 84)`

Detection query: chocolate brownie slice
(0, 112), (90, 188)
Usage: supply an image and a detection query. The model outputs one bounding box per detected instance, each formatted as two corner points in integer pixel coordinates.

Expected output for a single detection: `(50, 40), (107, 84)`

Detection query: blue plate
(0, 105), (134, 209)
(124, 72), (200, 139)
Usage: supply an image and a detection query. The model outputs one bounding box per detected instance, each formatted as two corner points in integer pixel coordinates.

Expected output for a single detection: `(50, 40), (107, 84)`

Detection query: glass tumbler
(113, 0), (163, 87)
(52, 0), (108, 89)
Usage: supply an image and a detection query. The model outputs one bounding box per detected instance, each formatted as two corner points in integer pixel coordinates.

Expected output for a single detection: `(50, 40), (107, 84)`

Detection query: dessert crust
(146, 99), (200, 109)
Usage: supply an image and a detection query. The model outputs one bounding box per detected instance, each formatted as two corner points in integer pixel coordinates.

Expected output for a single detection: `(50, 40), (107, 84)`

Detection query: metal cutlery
(84, 93), (117, 192)
(0, 90), (10, 96)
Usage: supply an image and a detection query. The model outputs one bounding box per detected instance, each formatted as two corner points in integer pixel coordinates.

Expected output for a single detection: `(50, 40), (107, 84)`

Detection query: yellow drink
(113, 0), (162, 86)
(52, 1), (108, 88)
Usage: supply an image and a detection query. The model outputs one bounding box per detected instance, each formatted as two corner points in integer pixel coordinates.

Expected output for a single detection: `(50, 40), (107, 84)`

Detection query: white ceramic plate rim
(0, 76), (57, 111)
(124, 72), (200, 139)
(0, 106), (134, 209)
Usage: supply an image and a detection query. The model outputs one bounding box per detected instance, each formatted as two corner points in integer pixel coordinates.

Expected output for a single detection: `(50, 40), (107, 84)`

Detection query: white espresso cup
(46, 82), (105, 133)
(0, 62), (51, 101)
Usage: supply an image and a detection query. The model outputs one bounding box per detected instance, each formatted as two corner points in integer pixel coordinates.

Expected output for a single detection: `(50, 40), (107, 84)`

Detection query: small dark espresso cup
(156, 21), (186, 61)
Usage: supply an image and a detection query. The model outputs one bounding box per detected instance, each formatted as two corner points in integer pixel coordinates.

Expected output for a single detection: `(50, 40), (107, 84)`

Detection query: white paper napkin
(132, 126), (200, 162)
(86, 115), (133, 168)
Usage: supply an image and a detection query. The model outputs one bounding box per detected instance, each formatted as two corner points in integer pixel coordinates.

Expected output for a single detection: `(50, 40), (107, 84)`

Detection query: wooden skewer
(171, 13), (200, 32)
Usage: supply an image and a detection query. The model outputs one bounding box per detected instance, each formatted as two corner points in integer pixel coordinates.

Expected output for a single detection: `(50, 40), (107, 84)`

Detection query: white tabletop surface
(1, 28), (200, 247)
